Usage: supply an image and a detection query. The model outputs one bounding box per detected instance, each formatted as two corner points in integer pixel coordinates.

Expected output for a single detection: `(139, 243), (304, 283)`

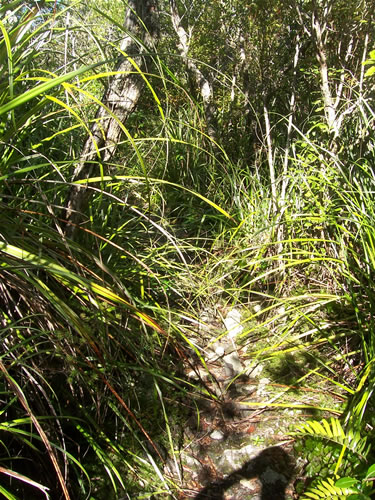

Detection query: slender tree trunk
(280, 35), (300, 207)
(277, 35), (301, 254)
(312, 10), (338, 137)
(169, 0), (216, 139)
(263, 102), (277, 216)
(63, 0), (159, 238)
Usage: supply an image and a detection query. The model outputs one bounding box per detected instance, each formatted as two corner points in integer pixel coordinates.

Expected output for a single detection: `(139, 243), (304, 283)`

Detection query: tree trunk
(312, 9), (338, 137)
(169, 0), (216, 139)
(63, 0), (159, 238)
(280, 34), (300, 207)
(263, 102), (276, 216)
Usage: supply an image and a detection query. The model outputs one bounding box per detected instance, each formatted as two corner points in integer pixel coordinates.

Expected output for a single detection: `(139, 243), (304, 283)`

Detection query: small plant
(297, 466), (375, 500)
(293, 418), (373, 499)
(334, 463), (375, 499)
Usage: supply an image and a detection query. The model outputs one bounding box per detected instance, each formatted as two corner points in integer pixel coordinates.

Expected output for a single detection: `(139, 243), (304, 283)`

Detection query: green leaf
(293, 417), (368, 461)
(347, 495), (370, 500)
(74, 175), (234, 220)
(0, 62), (104, 116)
(302, 492), (322, 499)
(335, 477), (359, 488)
(364, 66), (375, 77)
(0, 484), (18, 500)
(364, 464), (375, 480)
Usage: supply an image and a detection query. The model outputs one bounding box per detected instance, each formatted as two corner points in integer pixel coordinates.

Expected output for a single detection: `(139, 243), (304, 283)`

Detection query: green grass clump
(1, 2), (375, 498)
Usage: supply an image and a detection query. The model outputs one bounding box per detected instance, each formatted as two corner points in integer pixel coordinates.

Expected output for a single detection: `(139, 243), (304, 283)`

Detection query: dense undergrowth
(1, 1), (375, 498)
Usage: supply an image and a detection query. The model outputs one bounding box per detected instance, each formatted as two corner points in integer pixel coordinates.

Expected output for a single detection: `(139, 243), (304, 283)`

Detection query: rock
(224, 308), (243, 339)
(218, 443), (258, 470)
(253, 304), (262, 313)
(247, 362), (263, 378)
(199, 307), (216, 324)
(240, 478), (260, 490)
(256, 377), (271, 396)
(223, 351), (243, 376)
(186, 366), (209, 381)
(260, 466), (288, 485)
(210, 430), (225, 440)
(186, 369), (199, 380)
(205, 348), (217, 361)
(215, 344), (225, 356)
(183, 454), (201, 468)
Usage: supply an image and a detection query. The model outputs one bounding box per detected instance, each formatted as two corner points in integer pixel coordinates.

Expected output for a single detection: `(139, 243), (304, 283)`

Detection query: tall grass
(0, 4), (212, 498)
(215, 83), (375, 493)
(1, 1), (375, 498)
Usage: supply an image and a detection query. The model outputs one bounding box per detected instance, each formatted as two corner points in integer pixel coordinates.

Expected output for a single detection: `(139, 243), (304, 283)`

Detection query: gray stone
(256, 377), (271, 396)
(183, 454), (202, 468)
(224, 308), (243, 339)
(218, 444), (258, 470)
(223, 351), (243, 376)
(246, 362), (263, 378)
(210, 430), (225, 440)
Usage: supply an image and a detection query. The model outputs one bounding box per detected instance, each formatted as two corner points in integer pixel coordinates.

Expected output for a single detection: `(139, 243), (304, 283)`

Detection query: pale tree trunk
(357, 33), (369, 155)
(280, 36), (300, 206)
(296, 2), (338, 138)
(359, 33), (369, 95)
(277, 35), (301, 252)
(295, 0), (367, 146)
(169, 0), (216, 139)
(263, 102), (277, 216)
(312, 11), (337, 135)
(311, 4), (356, 142)
(311, 8), (338, 137)
(63, 0), (159, 238)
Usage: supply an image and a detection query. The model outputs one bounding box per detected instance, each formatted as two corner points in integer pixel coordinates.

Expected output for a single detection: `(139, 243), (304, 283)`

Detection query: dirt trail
(169, 307), (301, 499)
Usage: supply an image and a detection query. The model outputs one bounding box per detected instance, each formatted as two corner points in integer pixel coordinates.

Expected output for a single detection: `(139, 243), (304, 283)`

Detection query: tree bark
(169, 0), (216, 139)
(63, 0), (159, 238)
(312, 9), (338, 137)
(263, 102), (276, 216)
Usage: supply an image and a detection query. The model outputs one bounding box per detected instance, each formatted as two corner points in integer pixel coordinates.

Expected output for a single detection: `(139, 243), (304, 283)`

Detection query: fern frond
(301, 477), (356, 499)
(293, 417), (369, 460)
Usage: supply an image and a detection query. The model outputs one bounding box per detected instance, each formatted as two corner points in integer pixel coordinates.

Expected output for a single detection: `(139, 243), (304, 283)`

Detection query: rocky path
(167, 308), (300, 499)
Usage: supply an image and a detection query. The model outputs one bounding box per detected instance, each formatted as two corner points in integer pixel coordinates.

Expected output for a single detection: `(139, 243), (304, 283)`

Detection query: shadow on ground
(194, 446), (294, 499)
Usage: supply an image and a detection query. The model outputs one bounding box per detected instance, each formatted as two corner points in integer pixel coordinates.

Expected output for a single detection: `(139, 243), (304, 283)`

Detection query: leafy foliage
(294, 418), (374, 499)
(295, 418), (370, 461)
(1, 0), (375, 498)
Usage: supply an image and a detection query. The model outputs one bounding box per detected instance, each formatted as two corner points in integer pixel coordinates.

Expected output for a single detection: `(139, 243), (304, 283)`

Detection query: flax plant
(0, 3), (215, 498)
(2, 1), (375, 498)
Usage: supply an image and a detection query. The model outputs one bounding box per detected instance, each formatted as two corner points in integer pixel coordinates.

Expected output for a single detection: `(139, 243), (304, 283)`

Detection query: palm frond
(301, 477), (357, 499)
(293, 417), (370, 461)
